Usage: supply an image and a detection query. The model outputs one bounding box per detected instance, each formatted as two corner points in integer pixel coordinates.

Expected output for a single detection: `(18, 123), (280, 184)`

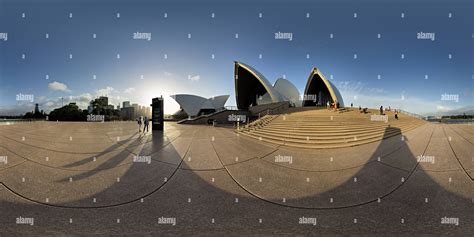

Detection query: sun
(139, 83), (180, 115)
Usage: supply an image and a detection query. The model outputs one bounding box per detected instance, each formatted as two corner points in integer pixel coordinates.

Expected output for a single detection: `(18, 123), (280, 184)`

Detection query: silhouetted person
(351, 103), (353, 108)
(380, 106), (384, 115)
(395, 111), (399, 120)
(137, 116), (142, 132)
(336, 102), (340, 109)
(143, 116), (149, 132)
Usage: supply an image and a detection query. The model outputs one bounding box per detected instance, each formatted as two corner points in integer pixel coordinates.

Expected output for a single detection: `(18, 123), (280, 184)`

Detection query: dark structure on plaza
(151, 96), (164, 130)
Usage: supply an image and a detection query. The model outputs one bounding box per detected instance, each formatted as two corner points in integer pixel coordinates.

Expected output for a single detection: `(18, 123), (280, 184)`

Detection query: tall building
(120, 107), (135, 121)
(96, 96), (108, 107)
(123, 101), (130, 108)
(118, 101), (149, 120)
(88, 96), (108, 114)
(146, 107), (151, 117)
(132, 103), (139, 118)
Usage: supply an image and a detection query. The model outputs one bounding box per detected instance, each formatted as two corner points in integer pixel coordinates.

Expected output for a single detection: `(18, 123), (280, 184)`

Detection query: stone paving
(0, 121), (472, 235)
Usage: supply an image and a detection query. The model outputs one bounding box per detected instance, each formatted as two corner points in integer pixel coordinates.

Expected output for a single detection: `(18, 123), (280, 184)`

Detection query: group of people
(359, 106), (368, 114)
(354, 104), (399, 119)
(380, 106), (399, 120)
(310, 100), (402, 120)
(326, 101), (340, 110)
(137, 116), (150, 132)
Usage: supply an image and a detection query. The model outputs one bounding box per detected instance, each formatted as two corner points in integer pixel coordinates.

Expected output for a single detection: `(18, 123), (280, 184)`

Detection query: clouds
(336, 81), (387, 95)
(188, 74), (200, 82)
(436, 105), (452, 113)
(335, 79), (472, 116)
(334, 80), (434, 114)
(48, 81), (71, 92)
(0, 93), (93, 115)
(44, 93), (92, 112)
(96, 86), (115, 96)
(339, 85), (468, 116)
(124, 87), (136, 94)
(45, 83), (120, 107)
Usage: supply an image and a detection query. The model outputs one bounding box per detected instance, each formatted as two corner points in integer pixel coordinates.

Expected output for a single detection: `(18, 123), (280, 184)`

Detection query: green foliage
(48, 103), (87, 121)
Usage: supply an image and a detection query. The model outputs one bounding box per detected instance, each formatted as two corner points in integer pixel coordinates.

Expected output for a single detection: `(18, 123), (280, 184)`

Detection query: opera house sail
(303, 68), (344, 107)
(170, 94), (229, 117)
(234, 61), (283, 110)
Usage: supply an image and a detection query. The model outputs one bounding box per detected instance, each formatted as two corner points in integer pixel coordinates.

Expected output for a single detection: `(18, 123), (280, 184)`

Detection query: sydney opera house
(171, 61), (345, 119)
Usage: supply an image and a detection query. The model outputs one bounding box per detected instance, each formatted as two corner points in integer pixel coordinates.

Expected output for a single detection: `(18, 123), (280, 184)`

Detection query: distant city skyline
(0, 0), (472, 116)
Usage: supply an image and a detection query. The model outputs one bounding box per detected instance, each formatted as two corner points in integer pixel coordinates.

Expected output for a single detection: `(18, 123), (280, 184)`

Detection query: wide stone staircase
(238, 108), (426, 148)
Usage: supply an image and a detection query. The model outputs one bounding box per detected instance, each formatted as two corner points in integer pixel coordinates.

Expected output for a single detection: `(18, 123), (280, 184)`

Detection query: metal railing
(253, 102), (290, 118)
(237, 114), (279, 132)
(398, 109), (426, 120)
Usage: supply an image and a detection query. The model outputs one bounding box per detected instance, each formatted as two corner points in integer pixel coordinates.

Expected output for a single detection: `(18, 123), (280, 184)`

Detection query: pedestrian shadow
(59, 132), (153, 182)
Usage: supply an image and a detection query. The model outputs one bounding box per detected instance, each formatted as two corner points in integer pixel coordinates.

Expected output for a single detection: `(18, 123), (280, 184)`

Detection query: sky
(0, 0), (473, 115)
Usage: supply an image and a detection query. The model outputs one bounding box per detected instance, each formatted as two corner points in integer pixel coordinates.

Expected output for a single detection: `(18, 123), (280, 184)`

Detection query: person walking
(380, 106), (384, 115)
(143, 116), (149, 132)
(137, 116), (142, 132)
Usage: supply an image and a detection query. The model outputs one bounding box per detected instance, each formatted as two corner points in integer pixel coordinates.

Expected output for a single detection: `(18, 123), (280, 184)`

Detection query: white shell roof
(273, 78), (302, 107)
(171, 94), (229, 116)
